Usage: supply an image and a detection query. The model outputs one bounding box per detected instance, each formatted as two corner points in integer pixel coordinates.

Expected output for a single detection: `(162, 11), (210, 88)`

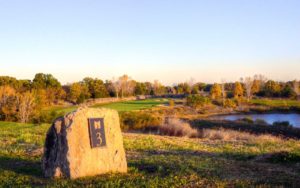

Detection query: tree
(32, 73), (61, 89)
(68, 82), (90, 104)
(292, 80), (300, 99)
(83, 77), (109, 98)
(263, 80), (281, 97)
(0, 86), (17, 121)
(16, 92), (36, 123)
(134, 82), (147, 95)
(152, 80), (165, 96)
(220, 79), (227, 105)
(281, 84), (296, 98)
(252, 74), (268, 96)
(210, 83), (222, 99)
(116, 75), (136, 98)
(191, 85), (199, 94)
(233, 82), (244, 99)
(242, 77), (254, 101)
(176, 82), (191, 95)
(186, 95), (210, 108)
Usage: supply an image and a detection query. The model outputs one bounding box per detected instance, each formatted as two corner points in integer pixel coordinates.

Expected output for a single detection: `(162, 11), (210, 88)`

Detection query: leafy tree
(83, 77), (109, 98)
(0, 76), (19, 88)
(134, 82), (147, 95)
(0, 86), (17, 121)
(32, 73), (61, 89)
(233, 82), (244, 99)
(262, 80), (281, 97)
(281, 84), (296, 98)
(68, 82), (90, 104)
(210, 83), (222, 99)
(186, 95), (210, 108)
(152, 80), (165, 96)
(177, 83), (191, 94)
(191, 85), (199, 94)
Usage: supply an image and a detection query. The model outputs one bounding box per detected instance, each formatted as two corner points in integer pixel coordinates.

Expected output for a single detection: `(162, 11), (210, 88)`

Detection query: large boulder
(42, 107), (127, 179)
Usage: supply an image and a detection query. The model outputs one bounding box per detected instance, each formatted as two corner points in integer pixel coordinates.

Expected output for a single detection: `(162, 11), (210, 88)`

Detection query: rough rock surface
(42, 107), (127, 179)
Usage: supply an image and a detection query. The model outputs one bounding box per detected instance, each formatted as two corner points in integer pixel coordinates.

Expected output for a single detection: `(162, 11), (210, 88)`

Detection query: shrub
(223, 99), (237, 108)
(120, 111), (163, 131)
(186, 95), (210, 108)
(33, 110), (65, 124)
(169, 99), (175, 107)
(239, 117), (254, 123)
(159, 118), (198, 138)
(272, 121), (292, 128)
(255, 119), (268, 125)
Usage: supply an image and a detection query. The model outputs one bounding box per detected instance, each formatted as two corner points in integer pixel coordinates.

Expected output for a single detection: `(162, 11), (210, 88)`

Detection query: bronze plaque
(88, 118), (106, 148)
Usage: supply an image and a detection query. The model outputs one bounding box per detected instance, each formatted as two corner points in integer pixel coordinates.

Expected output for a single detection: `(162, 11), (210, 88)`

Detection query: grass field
(0, 121), (300, 187)
(92, 98), (168, 112)
(44, 98), (168, 116)
(250, 99), (300, 108)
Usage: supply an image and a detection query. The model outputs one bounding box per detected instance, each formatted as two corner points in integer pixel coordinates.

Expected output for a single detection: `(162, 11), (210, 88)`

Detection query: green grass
(0, 121), (300, 187)
(43, 99), (168, 118)
(91, 98), (169, 112)
(250, 99), (300, 108)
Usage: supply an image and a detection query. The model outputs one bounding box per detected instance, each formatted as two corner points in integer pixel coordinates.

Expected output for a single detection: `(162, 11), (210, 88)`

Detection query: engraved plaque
(88, 118), (106, 148)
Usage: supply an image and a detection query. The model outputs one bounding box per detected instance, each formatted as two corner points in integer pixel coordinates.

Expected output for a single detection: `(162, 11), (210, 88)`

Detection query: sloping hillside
(0, 122), (299, 187)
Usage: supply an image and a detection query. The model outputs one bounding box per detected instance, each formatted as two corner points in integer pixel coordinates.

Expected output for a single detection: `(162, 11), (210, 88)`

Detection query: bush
(159, 118), (198, 138)
(272, 121), (292, 128)
(120, 111), (163, 131)
(33, 110), (65, 124)
(186, 95), (210, 108)
(223, 99), (237, 108)
(255, 119), (268, 125)
(169, 99), (175, 107)
(239, 117), (254, 123)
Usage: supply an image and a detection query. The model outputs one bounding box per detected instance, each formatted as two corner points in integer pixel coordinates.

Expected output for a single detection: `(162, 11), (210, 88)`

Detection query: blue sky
(0, 0), (299, 84)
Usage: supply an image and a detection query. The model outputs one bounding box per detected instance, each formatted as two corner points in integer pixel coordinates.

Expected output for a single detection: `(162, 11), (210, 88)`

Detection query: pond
(213, 113), (300, 128)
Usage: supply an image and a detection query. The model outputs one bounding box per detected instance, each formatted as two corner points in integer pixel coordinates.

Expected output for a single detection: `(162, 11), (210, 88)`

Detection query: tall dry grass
(159, 118), (199, 138)
(158, 117), (283, 143)
(199, 128), (282, 143)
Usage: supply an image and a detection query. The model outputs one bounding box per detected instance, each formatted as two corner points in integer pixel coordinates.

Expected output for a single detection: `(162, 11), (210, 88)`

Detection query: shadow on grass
(191, 119), (300, 139)
(0, 155), (42, 178)
(0, 148), (299, 187)
(128, 149), (300, 186)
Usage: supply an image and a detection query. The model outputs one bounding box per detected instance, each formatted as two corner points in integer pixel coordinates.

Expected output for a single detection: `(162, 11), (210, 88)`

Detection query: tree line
(0, 73), (299, 123)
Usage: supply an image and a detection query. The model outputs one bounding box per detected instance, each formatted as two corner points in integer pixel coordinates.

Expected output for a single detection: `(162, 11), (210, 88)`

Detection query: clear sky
(0, 0), (299, 85)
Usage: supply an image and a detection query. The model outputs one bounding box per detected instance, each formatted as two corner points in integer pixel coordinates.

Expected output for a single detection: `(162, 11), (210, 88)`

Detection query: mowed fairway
(0, 121), (300, 187)
(92, 98), (168, 112)
(44, 99), (168, 116)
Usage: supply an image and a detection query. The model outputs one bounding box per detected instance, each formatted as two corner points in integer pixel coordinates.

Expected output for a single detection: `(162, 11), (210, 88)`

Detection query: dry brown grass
(159, 118), (199, 138)
(158, 117), (284, 143)
(200, 128), (283, 142)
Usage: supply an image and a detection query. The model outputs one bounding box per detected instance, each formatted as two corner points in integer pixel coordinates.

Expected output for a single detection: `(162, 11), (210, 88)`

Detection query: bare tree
(242, 77), (254, 101)
(16, 92), (36, 123)
(118, 75), (135, 98)
(111, 77), (122, 98)
(188, 77), (196, 88)
(220, 79), (226, 105)
(153, 80), (163, 95)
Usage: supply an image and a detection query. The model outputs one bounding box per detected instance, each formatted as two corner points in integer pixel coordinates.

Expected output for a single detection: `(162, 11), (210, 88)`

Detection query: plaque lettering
(88, 118), (106, 148)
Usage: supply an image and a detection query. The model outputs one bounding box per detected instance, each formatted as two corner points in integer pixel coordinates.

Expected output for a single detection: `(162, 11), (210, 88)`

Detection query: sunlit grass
(0, 121), (299, 187)
(92, 98), (169, 112)
(251, 99), (300, 108)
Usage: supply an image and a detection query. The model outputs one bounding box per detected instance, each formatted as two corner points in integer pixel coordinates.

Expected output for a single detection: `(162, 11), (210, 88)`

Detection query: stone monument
(42, 107), (127, 179)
